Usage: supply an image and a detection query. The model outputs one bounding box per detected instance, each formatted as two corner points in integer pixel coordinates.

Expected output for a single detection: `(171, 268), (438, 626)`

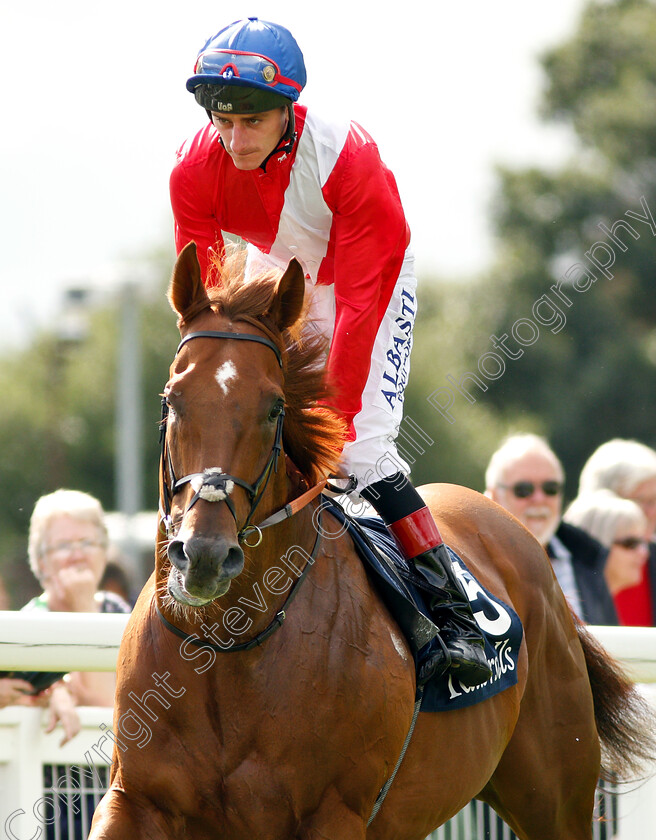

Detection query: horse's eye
(268, 402), (284, 422)
(163, 387), (182, 419)
(163, 396), (176, 419)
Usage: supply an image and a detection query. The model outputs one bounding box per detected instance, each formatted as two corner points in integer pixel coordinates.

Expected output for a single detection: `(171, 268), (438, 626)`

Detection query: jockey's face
(211, 107), (289, 170)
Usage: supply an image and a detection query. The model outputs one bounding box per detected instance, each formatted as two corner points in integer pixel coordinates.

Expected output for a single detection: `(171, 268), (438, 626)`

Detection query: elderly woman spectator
(577, 439), (656, 625)
(564, 489), (649, 615)
(0, 489), (131, 744)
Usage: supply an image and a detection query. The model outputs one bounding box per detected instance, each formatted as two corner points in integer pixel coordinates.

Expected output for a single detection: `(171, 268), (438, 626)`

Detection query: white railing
(0, 706), (112, 840)
(0, 613), (654, 839)
(0, 614), (653, 680)
(0, 612), (128, 672)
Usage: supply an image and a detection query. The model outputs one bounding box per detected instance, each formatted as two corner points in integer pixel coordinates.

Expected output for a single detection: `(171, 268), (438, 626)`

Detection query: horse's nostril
(168, 540), (188, 570)
(224, 545), (245, 578)
(168, 536), (242, 580)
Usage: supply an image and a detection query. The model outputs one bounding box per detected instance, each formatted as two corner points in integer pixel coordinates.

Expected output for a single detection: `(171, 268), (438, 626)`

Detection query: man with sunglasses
(170, 17), (492, 687)
(485, 434), (617, 625)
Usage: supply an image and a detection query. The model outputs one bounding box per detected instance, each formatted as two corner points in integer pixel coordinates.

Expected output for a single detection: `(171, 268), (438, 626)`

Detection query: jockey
(170, 17), (491, 688)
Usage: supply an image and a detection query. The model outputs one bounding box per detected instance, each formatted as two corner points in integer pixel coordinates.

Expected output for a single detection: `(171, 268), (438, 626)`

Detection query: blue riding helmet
(186, 17), (307, 115)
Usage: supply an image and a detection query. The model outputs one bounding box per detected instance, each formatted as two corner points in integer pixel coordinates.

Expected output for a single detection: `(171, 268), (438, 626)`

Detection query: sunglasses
(499, 481), (563, 499)
(613, 536), (647, 550)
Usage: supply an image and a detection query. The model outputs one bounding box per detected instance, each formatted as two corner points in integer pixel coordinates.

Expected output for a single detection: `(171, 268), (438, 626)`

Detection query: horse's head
(160, 242), (307, 606)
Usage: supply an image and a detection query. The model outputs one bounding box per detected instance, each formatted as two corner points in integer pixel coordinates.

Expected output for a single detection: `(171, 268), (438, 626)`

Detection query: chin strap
(259, 130), (297, 170)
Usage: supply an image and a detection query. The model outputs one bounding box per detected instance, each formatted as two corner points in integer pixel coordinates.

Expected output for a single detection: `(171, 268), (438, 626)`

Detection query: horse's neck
(230, 512), (315, 615)
(229, 465), (317, 602)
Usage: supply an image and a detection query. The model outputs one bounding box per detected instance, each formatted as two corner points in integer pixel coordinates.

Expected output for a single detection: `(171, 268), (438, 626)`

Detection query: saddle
(322, 497), (523, 712)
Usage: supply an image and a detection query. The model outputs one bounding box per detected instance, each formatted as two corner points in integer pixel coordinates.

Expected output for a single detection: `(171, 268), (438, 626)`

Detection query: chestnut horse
(90, 243), (654, 840)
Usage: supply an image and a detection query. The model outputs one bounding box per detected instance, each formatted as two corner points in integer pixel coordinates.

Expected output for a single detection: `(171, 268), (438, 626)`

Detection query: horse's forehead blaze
(215, 360), (238, 395)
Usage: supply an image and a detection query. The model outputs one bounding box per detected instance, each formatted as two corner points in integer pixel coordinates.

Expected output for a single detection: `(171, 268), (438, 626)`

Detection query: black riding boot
(361, 473), (492, 688)
(410, 541), (492, 687)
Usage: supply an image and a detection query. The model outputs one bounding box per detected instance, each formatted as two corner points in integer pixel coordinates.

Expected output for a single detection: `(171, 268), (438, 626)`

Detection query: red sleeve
(321, 130), (410, 433)
(169, 129), (225, 285)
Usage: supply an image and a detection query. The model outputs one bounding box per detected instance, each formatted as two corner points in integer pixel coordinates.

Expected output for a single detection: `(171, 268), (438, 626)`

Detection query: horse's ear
(168, 242), (211, 321)
(269, 258), (305, 331)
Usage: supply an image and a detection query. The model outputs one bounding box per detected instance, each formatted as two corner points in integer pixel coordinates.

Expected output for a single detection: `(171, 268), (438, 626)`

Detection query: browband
(176, 330), (283, 367)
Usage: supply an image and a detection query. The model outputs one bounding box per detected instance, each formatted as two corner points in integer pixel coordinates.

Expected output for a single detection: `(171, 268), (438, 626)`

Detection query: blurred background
(2, 0), (655, 605)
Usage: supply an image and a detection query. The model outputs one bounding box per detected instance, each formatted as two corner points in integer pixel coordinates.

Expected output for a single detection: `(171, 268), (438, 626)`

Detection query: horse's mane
(205, 254), (348, 485)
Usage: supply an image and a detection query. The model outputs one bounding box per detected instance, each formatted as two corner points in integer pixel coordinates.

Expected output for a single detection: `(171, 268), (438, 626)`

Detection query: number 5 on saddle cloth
(323, 497), (523, 713)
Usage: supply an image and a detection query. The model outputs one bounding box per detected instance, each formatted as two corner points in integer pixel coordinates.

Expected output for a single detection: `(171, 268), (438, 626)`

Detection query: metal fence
(41, 762), (110, 840)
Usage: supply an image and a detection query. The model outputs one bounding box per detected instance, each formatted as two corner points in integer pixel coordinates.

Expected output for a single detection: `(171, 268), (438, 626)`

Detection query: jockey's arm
(323, 137), (410, 433)
(170, 149), (224, 283)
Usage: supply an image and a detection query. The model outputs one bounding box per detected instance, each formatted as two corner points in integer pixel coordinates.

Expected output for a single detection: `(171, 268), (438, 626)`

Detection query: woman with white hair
(564, 490), (649, 609)
(0, 489), (131, 744)
(577, 439), (656, 625)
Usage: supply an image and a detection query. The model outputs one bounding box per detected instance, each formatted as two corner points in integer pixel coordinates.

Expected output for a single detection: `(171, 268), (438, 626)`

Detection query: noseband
(159, 329), (285, 545)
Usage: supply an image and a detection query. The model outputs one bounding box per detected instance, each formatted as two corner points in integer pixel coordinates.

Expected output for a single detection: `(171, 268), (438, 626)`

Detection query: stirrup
(416, 635), (451, 686)
(441, 634), (491, 687)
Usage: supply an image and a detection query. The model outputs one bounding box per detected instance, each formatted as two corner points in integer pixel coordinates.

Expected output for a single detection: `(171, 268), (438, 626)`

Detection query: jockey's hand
(325, 472), (358, 496)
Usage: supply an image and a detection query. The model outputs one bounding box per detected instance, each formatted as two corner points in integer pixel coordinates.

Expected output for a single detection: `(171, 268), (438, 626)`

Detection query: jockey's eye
(268, 401), (284, 422)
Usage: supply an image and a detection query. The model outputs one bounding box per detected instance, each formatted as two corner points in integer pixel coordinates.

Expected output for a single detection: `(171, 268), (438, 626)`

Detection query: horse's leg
(479, 666), (600, 840)
(89, 788), (184, 840)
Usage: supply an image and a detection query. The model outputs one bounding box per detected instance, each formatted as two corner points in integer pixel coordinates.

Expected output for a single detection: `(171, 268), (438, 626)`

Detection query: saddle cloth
(323, 497), (523, 713)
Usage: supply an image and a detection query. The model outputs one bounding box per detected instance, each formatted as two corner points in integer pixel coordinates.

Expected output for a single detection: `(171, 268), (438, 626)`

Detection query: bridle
(156, 325), (328, 651)
(159, 329), (286, 546)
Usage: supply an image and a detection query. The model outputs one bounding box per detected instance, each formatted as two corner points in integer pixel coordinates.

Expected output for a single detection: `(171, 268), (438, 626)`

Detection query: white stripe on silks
(266, 110), (351, 283)
(349, 122), (369, 145)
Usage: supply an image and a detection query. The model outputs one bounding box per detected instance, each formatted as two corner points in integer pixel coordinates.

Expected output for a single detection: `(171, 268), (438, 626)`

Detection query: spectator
(577, 438), (656, 625)
(0, 675), (35, 708)
(564, 489), (649, 607)
(485, 433), (618, 625)
(0, 490), (131, 745)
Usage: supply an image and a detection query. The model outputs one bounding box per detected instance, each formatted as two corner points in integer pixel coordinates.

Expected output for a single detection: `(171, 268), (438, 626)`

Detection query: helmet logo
(262, 65), (276, 83)
(215, 102), (233, 112)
